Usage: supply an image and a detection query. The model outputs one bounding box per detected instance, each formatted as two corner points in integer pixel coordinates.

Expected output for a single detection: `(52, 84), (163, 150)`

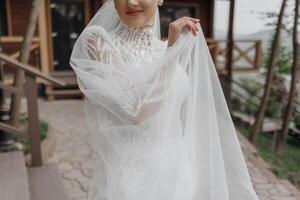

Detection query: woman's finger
(180, 20), (199, 35)
(177, 19), (195, 27)
(180, 18), (200, 30)
(183, 21), (197, 35)
(181, 16), (201, 23)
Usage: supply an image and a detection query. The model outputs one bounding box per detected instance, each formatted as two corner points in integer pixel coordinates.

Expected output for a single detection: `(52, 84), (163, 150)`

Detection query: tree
(224, 0), (236, 111)
(9, 0), (41, 127)
(249, 0), (288, 145)
(275, 0), (300, 153)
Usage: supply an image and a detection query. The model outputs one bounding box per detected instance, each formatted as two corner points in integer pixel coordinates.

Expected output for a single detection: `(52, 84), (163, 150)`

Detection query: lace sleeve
(119, 60), (176, 124)
(82, 25), (123, 65)
(119, 81), (168, 123)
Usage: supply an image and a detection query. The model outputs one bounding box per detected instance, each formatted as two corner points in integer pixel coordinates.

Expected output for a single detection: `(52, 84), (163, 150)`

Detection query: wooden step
(27, 163), (69, 200)
(232, 111), (283, 132)
(43, 70), (83, 100)
(48, 70), (76, 77)
(45, 89), (84, 100)
(45, 76), (77, 87)
(0, 151), (30, 200)
(46, 89), (82, 96)
(47, 71), (77, 86)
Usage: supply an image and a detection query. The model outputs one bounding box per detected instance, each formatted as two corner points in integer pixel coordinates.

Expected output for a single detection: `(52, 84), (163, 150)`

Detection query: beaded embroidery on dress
(83, 20), (166, 65)
(69, 0), (259, 199)
(81, 20), (170, 121)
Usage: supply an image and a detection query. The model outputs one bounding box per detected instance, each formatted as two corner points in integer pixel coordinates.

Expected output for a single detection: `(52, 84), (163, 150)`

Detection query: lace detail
(106, 156), (155, 199)
(111, 20), (158, 63)
(82, 20), (169, 123)
(82, 25), (122, 64)
(118, 81), (170, 121)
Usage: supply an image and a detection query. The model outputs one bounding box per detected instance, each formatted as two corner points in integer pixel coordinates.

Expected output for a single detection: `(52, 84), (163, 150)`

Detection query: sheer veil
(69, 0), (259, 199)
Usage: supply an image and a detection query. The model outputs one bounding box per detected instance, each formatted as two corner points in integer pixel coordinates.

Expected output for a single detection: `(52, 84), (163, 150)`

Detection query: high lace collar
(112, 20), (155, 46)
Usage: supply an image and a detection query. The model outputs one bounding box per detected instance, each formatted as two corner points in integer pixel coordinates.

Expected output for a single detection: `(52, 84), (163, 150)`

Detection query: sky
(214, 0), (283, 35)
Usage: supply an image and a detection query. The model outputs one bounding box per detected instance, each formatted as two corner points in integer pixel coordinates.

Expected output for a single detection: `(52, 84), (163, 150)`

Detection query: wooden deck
(232, 111), (283, 133)
(28, 163), (69, 200)
(0, 151), (69, 200)
(0, 151), (30, 200)
(44, 71), (83, 100)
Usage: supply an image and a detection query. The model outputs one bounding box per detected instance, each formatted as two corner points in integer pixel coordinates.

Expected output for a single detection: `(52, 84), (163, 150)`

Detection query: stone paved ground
(37, 99), (300, 200)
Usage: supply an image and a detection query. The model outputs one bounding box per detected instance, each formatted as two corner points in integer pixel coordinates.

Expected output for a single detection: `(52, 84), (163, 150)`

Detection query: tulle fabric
(69, 0), (259, 199)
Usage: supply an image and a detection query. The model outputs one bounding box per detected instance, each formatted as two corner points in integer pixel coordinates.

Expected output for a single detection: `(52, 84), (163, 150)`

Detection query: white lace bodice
(82, 21), (173, 122)
(83, 20), (167, 65)
(111, 20), (166, 63)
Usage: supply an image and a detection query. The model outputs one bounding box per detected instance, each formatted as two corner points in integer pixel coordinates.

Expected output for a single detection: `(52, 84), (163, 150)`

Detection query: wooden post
(5, 0), (13, 36)
(254, 41), (262, 70)
(214, 41), (219, 69)
(10, 0), (41, 128)
(38, 0), (51, 73)
(0, 43), (4, 107)
(84, 0), (92, 24)
(25, 74), (42, 167)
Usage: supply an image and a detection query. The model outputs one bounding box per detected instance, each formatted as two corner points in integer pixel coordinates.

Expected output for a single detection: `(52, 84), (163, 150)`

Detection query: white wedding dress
(83, 20), (193, 199)
(70, 0), (259, 199)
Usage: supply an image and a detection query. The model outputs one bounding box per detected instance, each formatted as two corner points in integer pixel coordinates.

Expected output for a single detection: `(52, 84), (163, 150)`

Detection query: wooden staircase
(44, 71), (83, 100)
(0, 53), (69, 200)
(0, 151), (69, 200)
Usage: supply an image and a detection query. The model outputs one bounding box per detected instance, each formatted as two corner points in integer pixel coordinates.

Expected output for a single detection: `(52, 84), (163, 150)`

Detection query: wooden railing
(206, 39), (262, 73)
(0, 53), (66, 166)
(0, 36), (40, 43)
(0, 36), (41, 66)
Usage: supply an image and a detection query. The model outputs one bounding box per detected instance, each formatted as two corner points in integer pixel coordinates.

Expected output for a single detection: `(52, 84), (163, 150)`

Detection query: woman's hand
(167, 17), (200, 47)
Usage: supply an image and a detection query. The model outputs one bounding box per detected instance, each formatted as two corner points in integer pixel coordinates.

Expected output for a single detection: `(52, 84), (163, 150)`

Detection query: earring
(158, 0), (164, 6)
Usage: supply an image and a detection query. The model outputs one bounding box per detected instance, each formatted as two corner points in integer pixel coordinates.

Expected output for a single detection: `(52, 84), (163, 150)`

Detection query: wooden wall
(93, 0), (215, 37)
(164, 0), (214, 37)
(200, 0), (215, 37)
(8, 0), (38, 36)
(1, 0), (39, 74)
(1, 0), (215, 75)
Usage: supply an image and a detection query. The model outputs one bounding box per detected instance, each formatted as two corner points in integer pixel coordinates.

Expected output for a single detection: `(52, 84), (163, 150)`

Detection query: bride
(70, 0), (259, 199)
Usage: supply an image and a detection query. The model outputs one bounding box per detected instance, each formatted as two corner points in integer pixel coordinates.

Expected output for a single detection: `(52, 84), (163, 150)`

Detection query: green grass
(238, 125), (300, 189)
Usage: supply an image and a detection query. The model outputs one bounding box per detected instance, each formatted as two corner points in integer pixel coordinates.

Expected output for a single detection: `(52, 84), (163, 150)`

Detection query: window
(159, 2), (199, 39)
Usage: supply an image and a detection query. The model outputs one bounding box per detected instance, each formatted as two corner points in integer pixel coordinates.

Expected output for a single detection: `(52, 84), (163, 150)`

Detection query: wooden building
(0, 0), (261, 100)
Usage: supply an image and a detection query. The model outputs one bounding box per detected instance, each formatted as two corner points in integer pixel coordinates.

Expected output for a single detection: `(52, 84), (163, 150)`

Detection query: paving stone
(37, 99), (300, 200)
(58, 162), (74, 171)
(271, 197), (296, 200)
